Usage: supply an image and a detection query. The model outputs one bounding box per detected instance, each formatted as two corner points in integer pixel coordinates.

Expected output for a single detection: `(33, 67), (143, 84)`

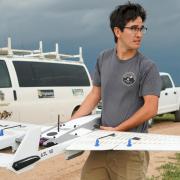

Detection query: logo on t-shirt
(122, 72), (136, 86)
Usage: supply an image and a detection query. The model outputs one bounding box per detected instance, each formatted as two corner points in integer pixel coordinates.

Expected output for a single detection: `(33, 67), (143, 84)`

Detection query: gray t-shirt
(93, 48), (161, 133)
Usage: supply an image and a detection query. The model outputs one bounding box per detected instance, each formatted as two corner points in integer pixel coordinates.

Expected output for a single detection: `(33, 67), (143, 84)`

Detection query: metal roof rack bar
(0, 37), (84, 62)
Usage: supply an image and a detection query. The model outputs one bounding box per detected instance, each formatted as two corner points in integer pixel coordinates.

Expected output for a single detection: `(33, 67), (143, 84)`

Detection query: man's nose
(136, 30), (143, 38)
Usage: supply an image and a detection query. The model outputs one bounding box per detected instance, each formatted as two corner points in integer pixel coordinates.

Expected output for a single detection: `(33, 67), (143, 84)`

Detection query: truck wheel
(175, 108), (180, 122)
(71, 106), (92, 117)
(148, 119), (154, 128)
(71, 106), (80, 117)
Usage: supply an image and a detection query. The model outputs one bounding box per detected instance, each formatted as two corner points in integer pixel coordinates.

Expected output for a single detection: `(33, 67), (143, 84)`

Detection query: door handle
(165, 92), (168, 95)
(13, 90), (17, 101)
(174, 91), (177, 94)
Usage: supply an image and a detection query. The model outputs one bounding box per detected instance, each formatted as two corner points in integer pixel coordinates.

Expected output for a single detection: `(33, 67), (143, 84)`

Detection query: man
(71, 2), (161, 180)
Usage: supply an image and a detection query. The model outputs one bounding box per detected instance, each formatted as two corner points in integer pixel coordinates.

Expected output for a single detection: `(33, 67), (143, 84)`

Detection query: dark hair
(110, 2), (146, 42)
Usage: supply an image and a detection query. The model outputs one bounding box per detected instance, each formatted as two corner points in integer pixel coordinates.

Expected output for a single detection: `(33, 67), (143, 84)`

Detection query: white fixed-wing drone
(1, 114), (180, 174)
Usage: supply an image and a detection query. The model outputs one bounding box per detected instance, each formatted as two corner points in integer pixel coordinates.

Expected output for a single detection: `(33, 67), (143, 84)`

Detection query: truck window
(161, 75), (173, 90)
(13, 61), (90, 87)
(0, 60), (12, 88)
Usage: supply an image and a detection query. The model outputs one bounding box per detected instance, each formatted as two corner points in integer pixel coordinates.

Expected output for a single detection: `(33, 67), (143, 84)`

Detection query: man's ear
(114, 27), (122, 39)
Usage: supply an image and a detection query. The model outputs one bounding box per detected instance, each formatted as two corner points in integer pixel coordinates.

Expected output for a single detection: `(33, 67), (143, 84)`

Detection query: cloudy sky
(0, 0), (180, 85)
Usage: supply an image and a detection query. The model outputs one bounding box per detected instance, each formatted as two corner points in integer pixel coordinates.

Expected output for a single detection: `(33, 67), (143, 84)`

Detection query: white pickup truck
(96, 72), (180, 126)
(154, 72), (180, 123)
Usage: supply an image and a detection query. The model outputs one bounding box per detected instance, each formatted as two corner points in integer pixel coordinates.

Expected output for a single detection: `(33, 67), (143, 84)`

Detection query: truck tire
(175, 108), (180, 122)
(71, 106), (80, 117)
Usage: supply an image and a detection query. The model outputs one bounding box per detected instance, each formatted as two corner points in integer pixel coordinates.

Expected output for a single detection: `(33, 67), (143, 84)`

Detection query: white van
(0, 38), (92, 125)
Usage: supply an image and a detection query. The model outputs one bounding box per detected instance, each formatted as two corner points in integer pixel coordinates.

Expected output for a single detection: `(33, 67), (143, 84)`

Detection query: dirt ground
(1, 120), (180, 180)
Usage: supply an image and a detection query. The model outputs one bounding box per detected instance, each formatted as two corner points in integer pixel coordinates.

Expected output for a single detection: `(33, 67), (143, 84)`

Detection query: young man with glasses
(72, 2), (161, 180)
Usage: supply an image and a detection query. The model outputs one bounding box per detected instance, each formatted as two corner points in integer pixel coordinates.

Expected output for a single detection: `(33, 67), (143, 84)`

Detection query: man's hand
(71, 86), (101, 120)
(100, 126), (117, 131)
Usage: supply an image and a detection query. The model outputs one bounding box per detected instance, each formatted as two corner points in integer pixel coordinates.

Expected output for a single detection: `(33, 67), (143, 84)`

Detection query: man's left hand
(100, 126), (117, 131)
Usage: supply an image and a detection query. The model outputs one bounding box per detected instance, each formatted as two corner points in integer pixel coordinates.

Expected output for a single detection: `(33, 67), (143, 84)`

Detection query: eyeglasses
(124, 25), (147, 34)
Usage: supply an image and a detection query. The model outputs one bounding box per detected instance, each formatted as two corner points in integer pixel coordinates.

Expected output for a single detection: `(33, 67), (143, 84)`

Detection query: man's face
(116, 17), (145, 50)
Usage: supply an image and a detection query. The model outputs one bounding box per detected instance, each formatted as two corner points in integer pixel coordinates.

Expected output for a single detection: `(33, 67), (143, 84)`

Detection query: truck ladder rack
(0, 37), (83, 62)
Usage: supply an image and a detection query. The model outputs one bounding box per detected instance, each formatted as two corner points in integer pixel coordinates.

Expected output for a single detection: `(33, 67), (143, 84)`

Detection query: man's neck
(116, 44), (137, 61)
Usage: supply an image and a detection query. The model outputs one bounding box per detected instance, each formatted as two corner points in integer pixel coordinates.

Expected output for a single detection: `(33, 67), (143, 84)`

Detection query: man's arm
(71, 86), (101, 119)
(101, 95), (159, 131)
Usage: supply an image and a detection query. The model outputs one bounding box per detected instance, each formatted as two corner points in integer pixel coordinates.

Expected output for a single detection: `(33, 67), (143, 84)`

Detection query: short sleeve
(139, 63), (161, 97)
(93, 55), (102, 86)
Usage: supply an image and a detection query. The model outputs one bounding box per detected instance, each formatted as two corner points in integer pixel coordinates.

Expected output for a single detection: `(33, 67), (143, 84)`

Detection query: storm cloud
(0, 0), (180, 84)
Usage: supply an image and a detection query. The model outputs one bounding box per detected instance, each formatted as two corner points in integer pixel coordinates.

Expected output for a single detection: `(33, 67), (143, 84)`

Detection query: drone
(1, 114), (180, 174)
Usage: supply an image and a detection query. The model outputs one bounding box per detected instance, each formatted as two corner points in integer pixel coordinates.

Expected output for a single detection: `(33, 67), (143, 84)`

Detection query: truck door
(0, 60), (19, 121)
(158, 75), (178, 114)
